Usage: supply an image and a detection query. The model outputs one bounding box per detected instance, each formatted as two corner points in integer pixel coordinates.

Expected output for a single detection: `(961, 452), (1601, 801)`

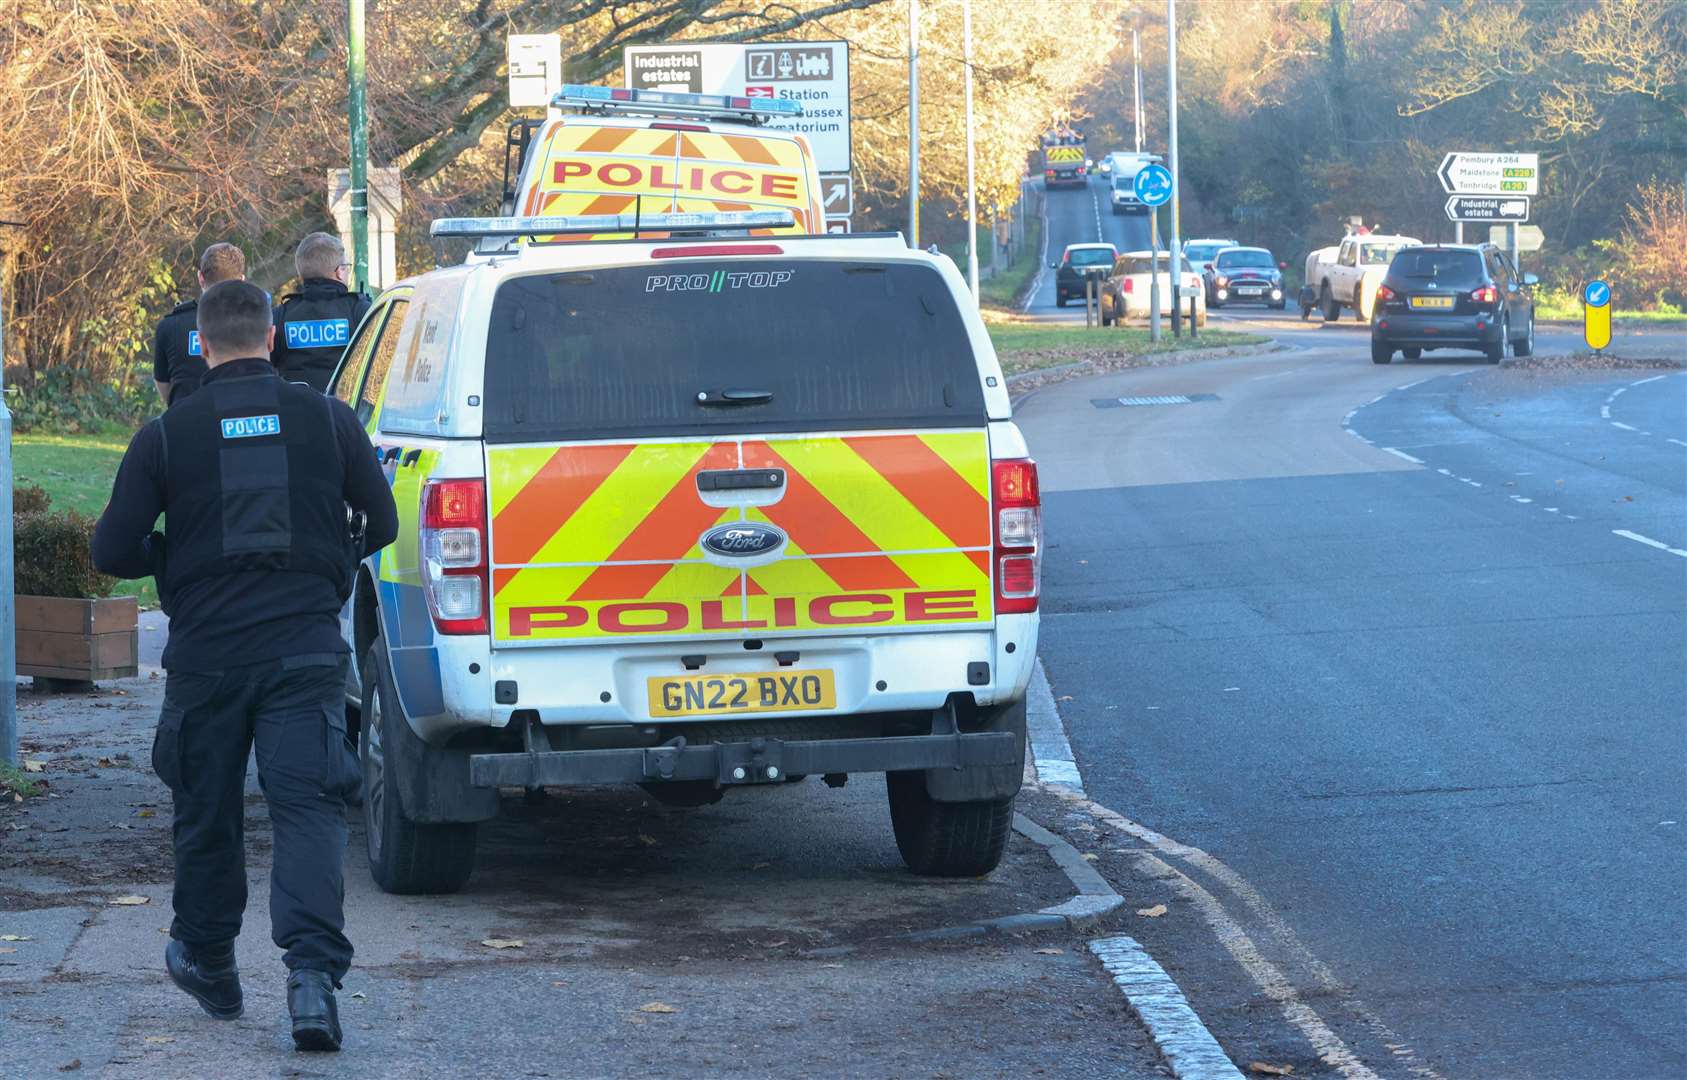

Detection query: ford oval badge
(701, 523), (787, 560)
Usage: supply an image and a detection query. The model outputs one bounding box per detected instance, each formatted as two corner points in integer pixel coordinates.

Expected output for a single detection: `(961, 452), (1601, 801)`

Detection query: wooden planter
(15, 595), (139, 683)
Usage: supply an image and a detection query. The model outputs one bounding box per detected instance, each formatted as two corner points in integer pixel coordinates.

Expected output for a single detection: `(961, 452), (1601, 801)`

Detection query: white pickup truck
(1303, 233), (1420, 322)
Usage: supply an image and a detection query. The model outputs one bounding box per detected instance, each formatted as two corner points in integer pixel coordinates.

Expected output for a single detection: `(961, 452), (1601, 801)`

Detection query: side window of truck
(1339, 242), (1356, 267)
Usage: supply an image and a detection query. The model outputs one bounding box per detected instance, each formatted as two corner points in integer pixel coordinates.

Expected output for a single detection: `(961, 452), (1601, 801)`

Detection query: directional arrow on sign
(820, 175), (852, 216)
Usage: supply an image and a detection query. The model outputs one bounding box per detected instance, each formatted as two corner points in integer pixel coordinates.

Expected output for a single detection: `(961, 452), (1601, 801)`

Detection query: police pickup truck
(329, 199), (1041, 894)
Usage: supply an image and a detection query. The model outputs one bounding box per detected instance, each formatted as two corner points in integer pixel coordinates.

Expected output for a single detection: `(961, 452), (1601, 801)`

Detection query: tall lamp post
(348, 0), (370, 292)
(1166, 0), (1183, 337)
(0, 220), (20, 766)
(907, 0), (921, 248)
(963, 0), (979, 299)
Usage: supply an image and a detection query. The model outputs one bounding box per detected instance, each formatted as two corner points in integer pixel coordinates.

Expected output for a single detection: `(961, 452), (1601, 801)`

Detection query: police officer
(152, 243), (246, 406)
(271, 232), (371, 392)
(92, 281), (398, 1053)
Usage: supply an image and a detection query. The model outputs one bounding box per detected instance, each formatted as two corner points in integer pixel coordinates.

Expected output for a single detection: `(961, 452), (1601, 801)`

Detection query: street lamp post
(907, 0), (920, 248)
(1132, 28), (1143, 154)
(1166, 0), (1183, 337)
(348, 0), (370, 292)
(963, 0), (979, 300)
(0, 222), (19, 766)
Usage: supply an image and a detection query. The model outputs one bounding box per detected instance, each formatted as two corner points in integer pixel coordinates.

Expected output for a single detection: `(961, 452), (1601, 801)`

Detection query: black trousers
(152, 653), (360, 982)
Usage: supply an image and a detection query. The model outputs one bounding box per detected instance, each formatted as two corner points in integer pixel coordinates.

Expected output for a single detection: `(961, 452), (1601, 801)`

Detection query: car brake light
(992, 459), (1041, 615)
(651, 244), (784, 259)
(1376, 284), (1395, 302)
(1471, 285), (1497, 303)
(421, 478), (488, 635)
(1123, 278), (1134, 293)
(1046, 169), (1055, 177)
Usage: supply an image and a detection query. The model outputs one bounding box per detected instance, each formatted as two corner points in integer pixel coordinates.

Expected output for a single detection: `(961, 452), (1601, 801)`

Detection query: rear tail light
(1471, 285), (1498, 304)
(1123, 278), (1134, 293)
(992, 459), (1041, 614)
(421, 478), (488, 635)
(1045, 169), (1056, 177)
(1376, 284), (1395, 303)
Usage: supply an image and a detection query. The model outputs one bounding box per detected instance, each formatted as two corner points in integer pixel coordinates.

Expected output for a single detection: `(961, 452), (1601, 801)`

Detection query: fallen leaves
(1081, 853), (1100, 862)
(109, 895), (151, 906)
(480, 938), (524, 950)
(1248, 1063), (1295, 1076)
(1, 934), (33, 942)
(637, 834), (659, 847)
(1135, 904), (1168, 918)
(22, 761), (45, 773)
(638, 1002), (679, 1014)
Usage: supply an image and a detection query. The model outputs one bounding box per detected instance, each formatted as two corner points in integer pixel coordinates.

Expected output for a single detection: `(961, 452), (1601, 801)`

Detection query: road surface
(1017, 178), (1687, 1077)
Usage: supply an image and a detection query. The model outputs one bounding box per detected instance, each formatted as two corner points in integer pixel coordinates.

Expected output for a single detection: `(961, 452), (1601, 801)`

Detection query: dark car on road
(1053, 242), (1117, 307)
(1206, 246), (1288, 309)
(1370, 244), (1537, 364)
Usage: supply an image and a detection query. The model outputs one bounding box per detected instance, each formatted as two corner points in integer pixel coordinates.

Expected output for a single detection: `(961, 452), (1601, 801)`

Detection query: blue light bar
(430, 210), (797, 238)
(552, 84), (803, 123)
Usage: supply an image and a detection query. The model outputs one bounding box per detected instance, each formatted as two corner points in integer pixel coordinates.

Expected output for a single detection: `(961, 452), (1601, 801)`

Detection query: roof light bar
(553, 83), (803, 124)
(430, 210), (797, 239)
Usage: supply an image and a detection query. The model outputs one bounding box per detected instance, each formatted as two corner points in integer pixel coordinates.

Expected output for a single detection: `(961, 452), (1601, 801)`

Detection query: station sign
(1446, 195), (1529, 222)
(624, 42), (851, 173)
(1438, 152), (1539, 196)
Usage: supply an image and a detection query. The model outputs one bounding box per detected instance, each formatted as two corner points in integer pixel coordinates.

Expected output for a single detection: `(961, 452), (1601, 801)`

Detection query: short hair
(198, 242), (245, 284)
(196, 280), (273, 357)
(294, 232), (345, 281)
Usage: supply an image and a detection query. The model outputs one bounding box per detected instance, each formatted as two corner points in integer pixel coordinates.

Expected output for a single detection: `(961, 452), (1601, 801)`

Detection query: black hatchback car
(1370, 244), (1537, 364)
(1206, 246), (1287, 309)
(1052, 243), (1118, 306)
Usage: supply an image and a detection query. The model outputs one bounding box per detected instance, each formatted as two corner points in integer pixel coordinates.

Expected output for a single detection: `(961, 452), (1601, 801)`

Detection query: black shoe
(287, 970), (342, 1052)
(165, 939), (243, 1020)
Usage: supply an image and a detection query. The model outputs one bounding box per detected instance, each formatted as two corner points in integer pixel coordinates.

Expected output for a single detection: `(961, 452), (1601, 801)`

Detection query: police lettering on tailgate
(284, 319), (350, 349)
(220, 415), (281, 439)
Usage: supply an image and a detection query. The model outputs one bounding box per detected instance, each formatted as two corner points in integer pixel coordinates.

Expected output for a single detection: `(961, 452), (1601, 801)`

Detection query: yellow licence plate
(1410, 295), (1455, 310)
(647, 670), (837, 718)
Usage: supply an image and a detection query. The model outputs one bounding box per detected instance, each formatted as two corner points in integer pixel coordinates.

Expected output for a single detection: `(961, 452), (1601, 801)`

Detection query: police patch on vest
(284, 319), (350, 349)
(188, 330), (201, 356)
(221, 415), (281, 439)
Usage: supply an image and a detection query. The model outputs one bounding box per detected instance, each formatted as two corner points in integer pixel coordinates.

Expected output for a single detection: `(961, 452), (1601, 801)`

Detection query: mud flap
(372, 637), (499, 825)
(925, 697), (1026, 803)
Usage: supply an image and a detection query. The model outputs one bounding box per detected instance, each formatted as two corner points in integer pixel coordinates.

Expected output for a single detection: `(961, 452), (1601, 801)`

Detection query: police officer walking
(271, 232), (372, 392)
(93, 281), (398, 1052)
(151, 243), (246, 406)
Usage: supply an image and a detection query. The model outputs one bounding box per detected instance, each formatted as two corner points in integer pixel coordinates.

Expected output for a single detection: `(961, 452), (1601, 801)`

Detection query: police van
(330, 106), (1039, 898)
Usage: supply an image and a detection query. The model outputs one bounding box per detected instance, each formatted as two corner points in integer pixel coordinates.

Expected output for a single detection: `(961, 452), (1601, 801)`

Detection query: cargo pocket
(324, 706), (363, 800)
(152, 673), (219, 795)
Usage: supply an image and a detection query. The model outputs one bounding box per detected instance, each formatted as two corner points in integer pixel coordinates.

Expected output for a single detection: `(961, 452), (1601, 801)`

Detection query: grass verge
(13, 431), (157, 608)
(985, 318), (1272, 376)
(1, 760), (46, 800)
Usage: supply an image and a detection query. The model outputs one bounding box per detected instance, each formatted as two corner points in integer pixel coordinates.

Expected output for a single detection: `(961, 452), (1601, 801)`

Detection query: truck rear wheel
(886, 771), (1013, 877)
(361, 638), (477, 895)
(1322, 285), (1341, 322)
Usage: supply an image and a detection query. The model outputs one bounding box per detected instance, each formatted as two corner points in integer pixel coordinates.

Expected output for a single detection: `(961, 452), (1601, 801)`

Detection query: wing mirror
(1522, 273), (1539, 286)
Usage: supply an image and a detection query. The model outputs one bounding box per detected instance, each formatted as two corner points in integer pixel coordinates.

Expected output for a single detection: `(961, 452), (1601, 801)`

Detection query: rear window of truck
(482, 261), (988, 442)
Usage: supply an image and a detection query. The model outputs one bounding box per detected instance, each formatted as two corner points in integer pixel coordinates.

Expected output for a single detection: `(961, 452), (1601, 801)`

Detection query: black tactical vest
(155, 299), (209, 405)
(271, 279), (371, 393)
(158, 368), (355, 600)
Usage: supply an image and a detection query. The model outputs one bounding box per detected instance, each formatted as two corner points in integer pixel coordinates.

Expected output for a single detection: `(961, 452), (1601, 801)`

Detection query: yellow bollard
(1583, 279), (1611, 352)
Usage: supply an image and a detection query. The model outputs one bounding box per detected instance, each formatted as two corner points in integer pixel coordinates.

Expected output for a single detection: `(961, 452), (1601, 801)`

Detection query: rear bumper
(468, 730), (1019, 788)
(1373, 312), (1499, 348)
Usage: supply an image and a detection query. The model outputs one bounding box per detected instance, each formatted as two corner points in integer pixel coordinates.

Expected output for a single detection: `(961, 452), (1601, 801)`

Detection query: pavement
(0, 673), (1166, 1078)
(1014, 176), (1687, 1080)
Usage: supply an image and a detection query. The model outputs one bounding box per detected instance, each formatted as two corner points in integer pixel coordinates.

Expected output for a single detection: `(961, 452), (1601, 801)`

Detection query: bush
(13, 506), (115, 599)
(13, 483), (51, 516)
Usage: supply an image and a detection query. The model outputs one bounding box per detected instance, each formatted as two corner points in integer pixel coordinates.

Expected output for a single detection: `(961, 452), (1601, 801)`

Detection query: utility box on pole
(329, 168), (401, 291)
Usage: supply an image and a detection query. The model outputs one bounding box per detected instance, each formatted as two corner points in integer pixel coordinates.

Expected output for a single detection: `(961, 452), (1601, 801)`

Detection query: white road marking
(1027, 661), (1083, 791)
(1599, 405), (1611, 419)
(1610, 386), (1629, 398)
(1436, 468), (1452, 476)
(1463, 479), (1482, 487)
(1022, 184), (1051, 314)
(1032, 669), (1439, 1080)
(1544, 507), (1559, 513)
(1669, 439), (1687, 449)
(1612, 421), (1638, 432)
(1511, 496), (1533, 504)
(1631, 375), (1666, 386)
(1613, 530), (1687, 558)
(1395, 378), (1428, 390)
(1091, 937), (1245, 1080)
(1381, 448), (1423, 464)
